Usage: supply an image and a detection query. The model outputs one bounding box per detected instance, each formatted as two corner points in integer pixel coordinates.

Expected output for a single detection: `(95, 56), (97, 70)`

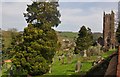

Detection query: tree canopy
(74, 26), (93, 54)
(116, 21), (120, 44)
(24, 1), (61, 27)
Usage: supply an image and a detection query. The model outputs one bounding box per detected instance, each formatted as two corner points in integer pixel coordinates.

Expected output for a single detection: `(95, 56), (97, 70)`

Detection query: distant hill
(2, 30), (102, 50)
(2, 30), (12, 49)
(57, 31), (102, 42)
(57, 31), (78, 42)
(2, 30), (19, 50)
(93, 32), (103, 41)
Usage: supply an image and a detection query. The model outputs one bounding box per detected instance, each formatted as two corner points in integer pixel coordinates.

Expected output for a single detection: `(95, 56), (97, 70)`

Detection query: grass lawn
(101, 49), (116, 58)
(43, 55), (92, 76)
(43, 49), (116, 76)
(0, 69), (2, 77)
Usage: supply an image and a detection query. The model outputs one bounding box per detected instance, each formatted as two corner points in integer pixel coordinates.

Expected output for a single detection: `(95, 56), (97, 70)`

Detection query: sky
(0, 0), (119, 33)
(1, 0), (120, 2)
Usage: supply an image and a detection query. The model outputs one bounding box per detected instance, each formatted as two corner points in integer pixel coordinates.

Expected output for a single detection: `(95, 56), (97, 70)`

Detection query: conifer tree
(74, 26), (93, 55)
(116, 21), (120, 44)
(12, 0), (61, 76)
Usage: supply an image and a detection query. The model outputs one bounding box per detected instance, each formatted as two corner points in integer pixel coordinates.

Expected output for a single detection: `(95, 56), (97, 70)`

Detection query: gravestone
(97, 43), (101, 54)
(52, 58), (54, 64)
(49, 65), (52, 73)
(83, 50), (87, 57)
(67, 53), (72, 64)
(61, 54), (65, 64)
(75, 60), (82, 73)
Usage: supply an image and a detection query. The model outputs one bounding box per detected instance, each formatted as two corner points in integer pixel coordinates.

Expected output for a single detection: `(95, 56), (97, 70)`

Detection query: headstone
(75, 60), (82, 73)
(61, 54), (65, 64)
(98, 57), (104, 63)
(97, 43), (101, 55)
(49, 65), (52, 73)
(83, 50), (87, 57)
(58, 56), (61, 61)
(52, 58), (54, 64)
(92, 61), (97, 66)
(67, 53), (72, 64)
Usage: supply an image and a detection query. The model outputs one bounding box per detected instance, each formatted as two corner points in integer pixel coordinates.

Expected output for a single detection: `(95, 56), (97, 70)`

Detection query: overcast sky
(1, 0), (119, 32)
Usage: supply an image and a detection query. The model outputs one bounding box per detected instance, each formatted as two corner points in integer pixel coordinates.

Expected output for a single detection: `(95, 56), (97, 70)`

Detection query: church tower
(103, 11), (115, 50)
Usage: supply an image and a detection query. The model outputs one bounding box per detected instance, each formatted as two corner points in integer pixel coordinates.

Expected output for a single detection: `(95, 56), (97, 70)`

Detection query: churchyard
(1, 48), (115, 76)
(1, 29), (117, 76)
(1, 30), (117, 76)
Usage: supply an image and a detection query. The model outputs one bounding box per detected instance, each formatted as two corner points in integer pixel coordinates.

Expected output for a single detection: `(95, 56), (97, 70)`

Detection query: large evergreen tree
(116, 21), (120, 44)
(74, 26), (93, 54)
(12, 0), (60, 76)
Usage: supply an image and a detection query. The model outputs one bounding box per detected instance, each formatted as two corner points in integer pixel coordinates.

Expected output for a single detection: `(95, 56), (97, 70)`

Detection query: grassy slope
(57, 32), (78, 40)
(101, 49), (116, 58)
(92, 32), (102, 41)
(43, 49), (116, 76)
(44, 55), (92, 75)
(2, 31), (12, 49)
(57, 31), (102, 42)
(2, 30), (20, 50)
